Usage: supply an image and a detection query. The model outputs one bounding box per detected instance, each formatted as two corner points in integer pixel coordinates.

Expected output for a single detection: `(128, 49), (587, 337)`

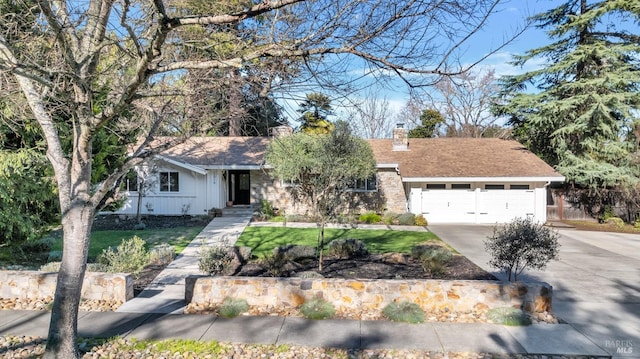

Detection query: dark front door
(229, 170), (251, 205)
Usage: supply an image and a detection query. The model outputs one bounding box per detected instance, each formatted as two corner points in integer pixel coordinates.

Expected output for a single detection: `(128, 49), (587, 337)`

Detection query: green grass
(237, 226), (440, 256)
(50, 226), (204, 259)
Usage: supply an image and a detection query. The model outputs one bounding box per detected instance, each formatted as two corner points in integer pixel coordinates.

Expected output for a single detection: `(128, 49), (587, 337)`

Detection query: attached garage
(409, 181), (551, 224)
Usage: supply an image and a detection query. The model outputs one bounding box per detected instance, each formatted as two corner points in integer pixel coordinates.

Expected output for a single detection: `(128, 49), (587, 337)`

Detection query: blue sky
(279, 0), (564, 124)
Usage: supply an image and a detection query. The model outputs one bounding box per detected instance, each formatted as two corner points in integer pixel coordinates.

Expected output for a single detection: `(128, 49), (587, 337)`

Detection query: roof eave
(402, 176), (566, 183)
(202, 164), (263, 170)
(156, 155), (207, 175)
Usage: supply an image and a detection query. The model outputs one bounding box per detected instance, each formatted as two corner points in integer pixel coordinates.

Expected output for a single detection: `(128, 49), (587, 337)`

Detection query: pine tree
(496, 0), (640, 194)
(298, 93), (335, 134)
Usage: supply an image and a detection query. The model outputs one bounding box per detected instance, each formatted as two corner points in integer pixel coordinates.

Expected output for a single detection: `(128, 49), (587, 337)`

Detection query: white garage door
(420, 189), (536, 224)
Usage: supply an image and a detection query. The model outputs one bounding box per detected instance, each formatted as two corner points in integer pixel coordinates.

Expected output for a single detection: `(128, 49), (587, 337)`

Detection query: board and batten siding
(109, 163), (213, 216)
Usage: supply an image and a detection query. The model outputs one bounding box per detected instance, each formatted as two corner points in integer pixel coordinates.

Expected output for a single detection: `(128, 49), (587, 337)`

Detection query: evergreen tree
(408, 109), (445, 138)
(298, 93), (335, 134)
(495, 0), (640, 198)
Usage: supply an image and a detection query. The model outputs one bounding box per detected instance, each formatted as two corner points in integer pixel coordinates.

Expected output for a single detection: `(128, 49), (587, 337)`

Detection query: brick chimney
(392, 123), (409, 151)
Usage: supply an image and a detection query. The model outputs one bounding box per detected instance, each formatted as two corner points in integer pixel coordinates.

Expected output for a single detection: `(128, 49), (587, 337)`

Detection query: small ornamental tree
(266, 121), (376, 270)
(484, 217), (560, 282)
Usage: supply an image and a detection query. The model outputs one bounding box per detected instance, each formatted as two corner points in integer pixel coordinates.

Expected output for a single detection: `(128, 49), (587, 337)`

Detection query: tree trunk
(43, 204), (94, 359)
(44, 122), (95, 358)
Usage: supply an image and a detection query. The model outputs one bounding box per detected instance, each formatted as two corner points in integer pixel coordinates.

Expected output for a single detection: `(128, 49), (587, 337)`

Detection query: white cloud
(474, 51), (547, 78)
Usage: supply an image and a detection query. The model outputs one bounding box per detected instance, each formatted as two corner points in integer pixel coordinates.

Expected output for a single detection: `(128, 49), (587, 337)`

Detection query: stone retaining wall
(186, 277), (552, 315)
(0, 271), (133, 303)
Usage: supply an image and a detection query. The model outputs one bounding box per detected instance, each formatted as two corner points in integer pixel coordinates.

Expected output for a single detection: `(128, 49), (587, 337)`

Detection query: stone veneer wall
(0, 271), (133, 303)
(251, 168), (405, 215)
(187, 277), (552, 315)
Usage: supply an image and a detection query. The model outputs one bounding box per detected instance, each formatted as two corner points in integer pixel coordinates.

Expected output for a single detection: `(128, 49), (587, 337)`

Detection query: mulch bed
(235, 253), (495, 280)
(91, 214), (211, 231)
(95, 215), (495, 295)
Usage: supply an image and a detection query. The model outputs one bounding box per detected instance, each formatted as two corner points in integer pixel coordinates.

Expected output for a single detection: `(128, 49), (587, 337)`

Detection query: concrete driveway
(429, 224), (640, 358)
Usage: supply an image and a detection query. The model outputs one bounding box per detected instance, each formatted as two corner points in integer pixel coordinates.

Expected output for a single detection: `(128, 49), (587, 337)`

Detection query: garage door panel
(422, 190), (476, 223)
(478, 190), (535, 223)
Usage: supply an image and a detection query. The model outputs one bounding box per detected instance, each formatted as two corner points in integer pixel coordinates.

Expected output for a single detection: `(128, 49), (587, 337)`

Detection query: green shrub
(258, 199), (276, 220)
(41, 261), (105, 272)
(418, 247), (452, 277)
(359, 212), (382, 224)
(486, 307), (532, 326)
(328, 238), (368, 259)
(199, 246), (234, 276)
(47, 250), (63, 262)
(39, 262), (61, 272)
(411, 244), (443, 259)
(149, 244), (176, 265)
(300, 298), (335, 320)
(218, 297), (249, 318)
(397, 213), (416, 226)
(382, 212), (401, 225)
(485, 217), (560, 281)
(260, 252), (288, 277)
(600, 205), (615, 222)
(273, 244), (315, 261)
(634, 217), (640, 229)
(97, 236), (150, 278)
(382, 301), (425, 323)
(414, 214), (428, 226)
(606, 217), (625, 229)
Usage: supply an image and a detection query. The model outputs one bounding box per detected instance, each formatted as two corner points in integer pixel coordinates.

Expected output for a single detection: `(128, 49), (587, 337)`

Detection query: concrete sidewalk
(116, 214), (252, 314)
(0, 310), (610, 356)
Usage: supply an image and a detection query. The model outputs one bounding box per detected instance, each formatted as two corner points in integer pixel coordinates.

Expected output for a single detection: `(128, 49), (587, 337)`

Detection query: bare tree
(0, 0), (515, 356)
(423, 69), (507, 137)
(346, 91), (393, 139)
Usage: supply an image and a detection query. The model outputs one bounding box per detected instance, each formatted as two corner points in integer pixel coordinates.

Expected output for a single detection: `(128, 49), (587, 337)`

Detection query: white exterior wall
(205, 169), (227, 211)
(109, 163), (210, 216)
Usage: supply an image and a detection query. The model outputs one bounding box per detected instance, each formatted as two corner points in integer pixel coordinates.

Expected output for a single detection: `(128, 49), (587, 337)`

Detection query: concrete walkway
(0, 310), (610, 356)
(116, 214), (252, 314)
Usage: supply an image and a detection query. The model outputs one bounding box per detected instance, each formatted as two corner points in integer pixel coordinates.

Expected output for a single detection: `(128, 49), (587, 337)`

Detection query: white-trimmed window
(123, 170), (139, 192)
(451, 183), (471, 189)
(510, 184), (530, 190)
(350, 176), (377, 192)
(159, 171), (180, 192)
(426, 183), (446, 189)
(484, 184), (505, 190)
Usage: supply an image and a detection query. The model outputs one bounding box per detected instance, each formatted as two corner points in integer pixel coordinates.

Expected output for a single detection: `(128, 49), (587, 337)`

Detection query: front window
(349, 176), (377, 192)
(160, 171), (179, 192)
(426, 183), (446, 189)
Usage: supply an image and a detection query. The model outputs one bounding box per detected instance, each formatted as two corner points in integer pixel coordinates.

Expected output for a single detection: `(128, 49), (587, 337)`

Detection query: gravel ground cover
(0, 335), (607, 359)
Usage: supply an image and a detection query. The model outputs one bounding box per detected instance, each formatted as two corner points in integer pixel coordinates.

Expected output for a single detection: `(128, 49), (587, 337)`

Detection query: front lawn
(236, 226), (441, 256)
(50, 226), (204, 260)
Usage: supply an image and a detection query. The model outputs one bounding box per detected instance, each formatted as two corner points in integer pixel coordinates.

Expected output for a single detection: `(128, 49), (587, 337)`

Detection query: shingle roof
(367, 138), (563, 179)
(154, 136), (562, 179)
(158, 137), (269, 167)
